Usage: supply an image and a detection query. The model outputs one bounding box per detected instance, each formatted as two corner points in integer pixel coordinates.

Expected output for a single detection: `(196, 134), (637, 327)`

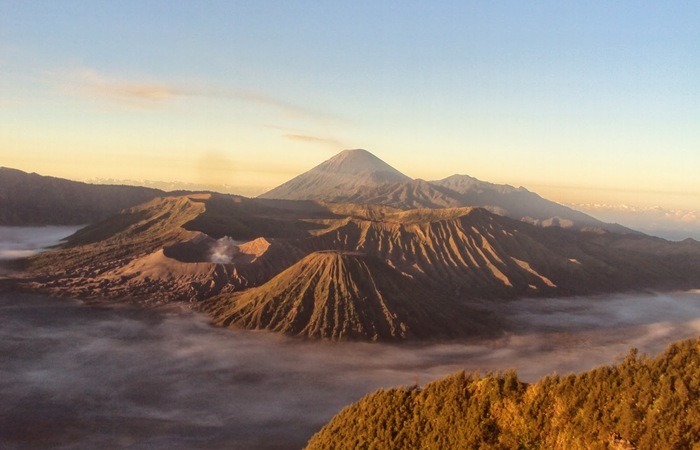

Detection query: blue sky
(1, 1), (699, 208)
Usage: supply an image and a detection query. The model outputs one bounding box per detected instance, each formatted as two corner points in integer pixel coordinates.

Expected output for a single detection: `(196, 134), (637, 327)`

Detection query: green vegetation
(306, 337), (700, 449)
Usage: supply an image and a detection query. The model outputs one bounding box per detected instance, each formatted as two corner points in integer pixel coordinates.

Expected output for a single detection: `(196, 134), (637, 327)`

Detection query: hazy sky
(1, 1), (698, 208)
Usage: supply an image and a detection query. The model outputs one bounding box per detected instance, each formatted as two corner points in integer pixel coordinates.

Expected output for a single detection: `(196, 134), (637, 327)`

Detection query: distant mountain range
(259, 149), (630, 233)
(571, 202), (700, 241)
(0, 167), (164, 225)
(85, 177), (264, 198)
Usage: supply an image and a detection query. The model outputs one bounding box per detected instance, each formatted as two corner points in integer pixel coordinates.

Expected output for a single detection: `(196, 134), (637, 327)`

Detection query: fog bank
(0, 226), (82, 274)
(2, 291), (700, 449)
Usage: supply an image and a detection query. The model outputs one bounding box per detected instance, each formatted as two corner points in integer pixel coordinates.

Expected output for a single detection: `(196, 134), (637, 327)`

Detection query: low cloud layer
(0, 226), (80, 269)
(2, 290), (700, 449)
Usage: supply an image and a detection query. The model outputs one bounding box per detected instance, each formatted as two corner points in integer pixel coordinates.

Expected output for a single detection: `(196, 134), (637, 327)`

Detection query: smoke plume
(209, 236), (240, 264)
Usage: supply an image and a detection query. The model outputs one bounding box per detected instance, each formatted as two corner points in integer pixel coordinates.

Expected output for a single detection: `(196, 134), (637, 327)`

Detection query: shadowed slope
(207, 251), (478, 341)
(0, 167), (164, 225)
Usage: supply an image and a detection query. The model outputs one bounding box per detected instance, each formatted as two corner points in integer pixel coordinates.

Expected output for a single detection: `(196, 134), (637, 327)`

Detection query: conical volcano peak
(326, 148), (375, 164)
(317, 149), (408, 178)
(259, 149), (410, 200)
(334, 148), (374, 159)
(207, 250), (470, 341)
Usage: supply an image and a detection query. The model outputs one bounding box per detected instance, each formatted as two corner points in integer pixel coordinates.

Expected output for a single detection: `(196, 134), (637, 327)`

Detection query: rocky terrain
(206, 250), (487, 341)
(15, 188), (700, 340)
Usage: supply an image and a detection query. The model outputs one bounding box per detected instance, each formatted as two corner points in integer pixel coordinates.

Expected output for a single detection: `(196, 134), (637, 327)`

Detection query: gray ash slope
(259, 149), (411, 201)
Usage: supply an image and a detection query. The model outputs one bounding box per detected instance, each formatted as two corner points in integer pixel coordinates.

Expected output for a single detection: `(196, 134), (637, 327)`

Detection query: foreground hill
(18, 192), (700, 340)
(0, 167), (165, 225)
(306, 337), (700, 448)
(259, 149), (626, 232)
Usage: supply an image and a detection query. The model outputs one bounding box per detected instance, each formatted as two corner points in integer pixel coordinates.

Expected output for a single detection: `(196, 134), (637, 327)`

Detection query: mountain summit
(258, 149), (410, 200)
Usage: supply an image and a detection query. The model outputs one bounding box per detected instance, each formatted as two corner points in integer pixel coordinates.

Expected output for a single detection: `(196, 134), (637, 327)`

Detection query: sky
(1, 1), (699, 209)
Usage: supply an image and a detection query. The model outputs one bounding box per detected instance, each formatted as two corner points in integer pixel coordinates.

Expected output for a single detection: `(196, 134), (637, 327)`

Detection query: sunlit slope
(306, 337), (700, 449)
(21, 194), (221, 301)
(299, 208), (559, 299)
(300, 207), (700, 297)
(22, 193), (312, 302)
(27, 194), (207, 271)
